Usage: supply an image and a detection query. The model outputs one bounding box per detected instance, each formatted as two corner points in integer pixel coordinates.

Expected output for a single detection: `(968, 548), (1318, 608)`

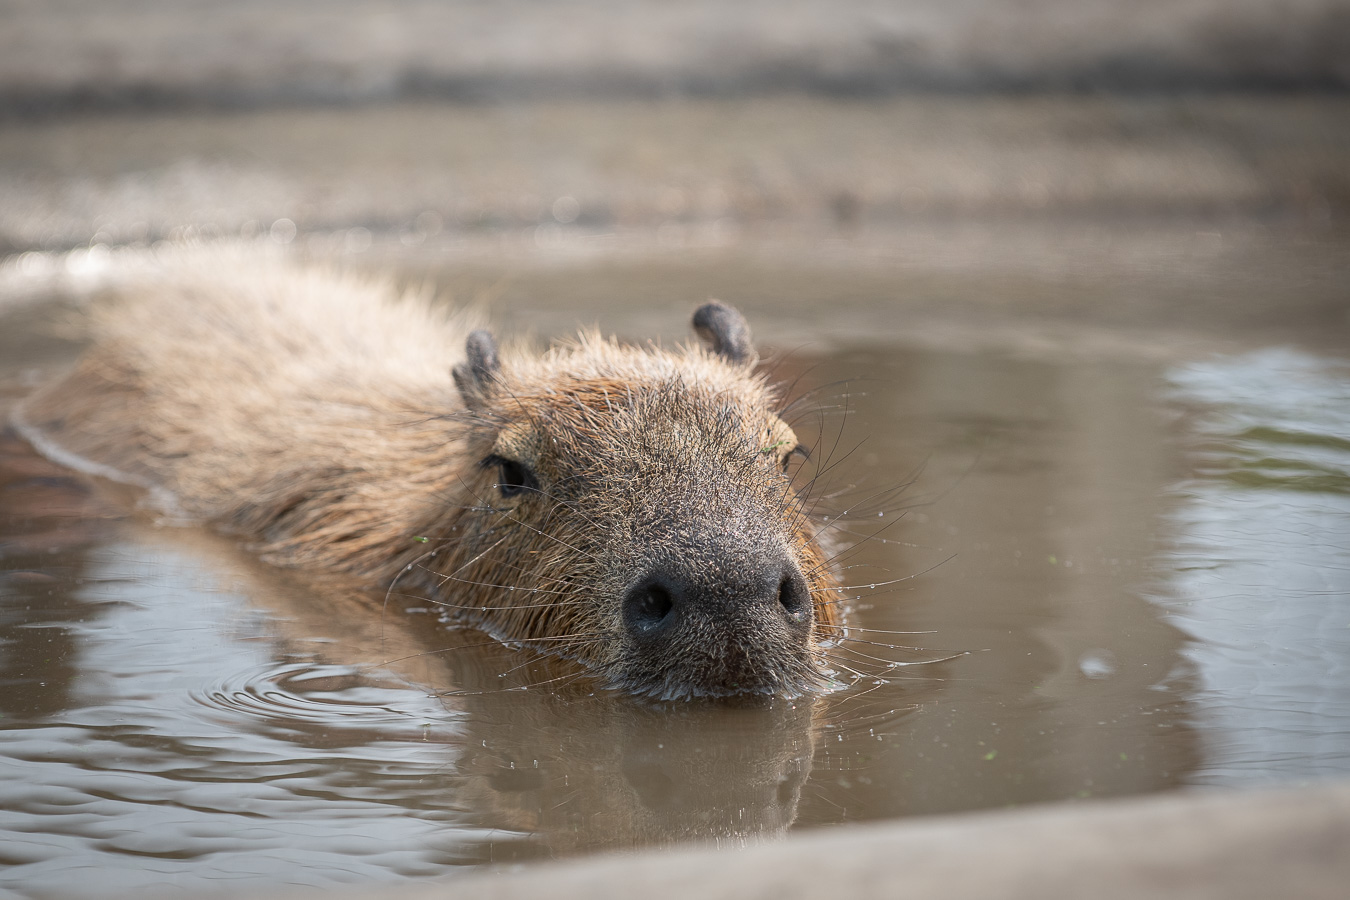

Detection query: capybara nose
(621, 554), (813, 645)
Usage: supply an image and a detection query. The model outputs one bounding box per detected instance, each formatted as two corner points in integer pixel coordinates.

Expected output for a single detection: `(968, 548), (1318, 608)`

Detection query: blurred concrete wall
(2, 0), (1348, 114)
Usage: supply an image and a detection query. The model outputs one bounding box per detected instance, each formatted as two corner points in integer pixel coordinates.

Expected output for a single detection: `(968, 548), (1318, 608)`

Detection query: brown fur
(17, 251), (845, 699)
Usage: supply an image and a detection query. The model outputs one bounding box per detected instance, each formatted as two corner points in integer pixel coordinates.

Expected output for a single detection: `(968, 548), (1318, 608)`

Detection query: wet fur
(18, 252), (845, 699)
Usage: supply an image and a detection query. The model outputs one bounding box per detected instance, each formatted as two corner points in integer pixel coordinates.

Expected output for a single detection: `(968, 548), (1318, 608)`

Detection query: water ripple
(192, 661), (462, 743)
(1161, 347), (1350, 784)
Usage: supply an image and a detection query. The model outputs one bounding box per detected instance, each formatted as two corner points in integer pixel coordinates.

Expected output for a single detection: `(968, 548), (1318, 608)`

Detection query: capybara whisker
(494, 642), (602, 678)
(438, 667), (590, 697)
(832, 554), (957, 592)
(836, 635), (937, 653)
(417, 581), (578, 600)
(820, 657), (871, 682)
(389, 591), (585, 612)
(814, 594), (863, 608)
(829, 644), (923, 670)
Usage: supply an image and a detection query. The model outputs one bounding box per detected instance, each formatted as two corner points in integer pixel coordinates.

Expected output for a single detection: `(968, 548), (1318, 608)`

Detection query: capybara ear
(452, 329), (502, 409)
(692, 301), (757, 367)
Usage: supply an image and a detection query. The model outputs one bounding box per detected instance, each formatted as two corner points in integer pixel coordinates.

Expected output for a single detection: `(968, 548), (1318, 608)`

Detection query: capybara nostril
(777, 570), (812, 624)
(624, 577), (676, 636)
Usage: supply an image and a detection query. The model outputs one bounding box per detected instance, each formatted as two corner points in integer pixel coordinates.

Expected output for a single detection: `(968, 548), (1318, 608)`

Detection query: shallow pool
(1, 255), (1348, 898)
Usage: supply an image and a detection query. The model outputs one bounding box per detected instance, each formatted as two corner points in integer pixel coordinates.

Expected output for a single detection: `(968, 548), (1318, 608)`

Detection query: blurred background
(1, 0), (1347, 349)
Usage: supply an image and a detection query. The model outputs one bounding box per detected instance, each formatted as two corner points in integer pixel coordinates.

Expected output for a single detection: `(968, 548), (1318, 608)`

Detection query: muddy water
(1, 262), (1349, 899)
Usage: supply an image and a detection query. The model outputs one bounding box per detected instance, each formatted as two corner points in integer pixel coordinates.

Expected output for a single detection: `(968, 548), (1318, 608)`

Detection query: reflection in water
(1160, 348), (1350, 784)
(229, 541), (824, 857)
(0, 500), (826, 896)
(4, 321), (1348, 897)
(0, 431), (117, 722)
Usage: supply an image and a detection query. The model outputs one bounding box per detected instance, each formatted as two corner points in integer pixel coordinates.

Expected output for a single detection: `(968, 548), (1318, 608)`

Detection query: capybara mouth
(608, 653), (828, 703)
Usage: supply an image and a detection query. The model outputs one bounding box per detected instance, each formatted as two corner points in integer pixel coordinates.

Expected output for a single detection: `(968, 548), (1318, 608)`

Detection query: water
(1159, 349), (1350, 782)
(1, 257), (1349, 899)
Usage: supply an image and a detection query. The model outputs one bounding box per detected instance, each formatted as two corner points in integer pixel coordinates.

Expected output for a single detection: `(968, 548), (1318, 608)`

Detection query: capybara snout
(619, 543), (817, 698)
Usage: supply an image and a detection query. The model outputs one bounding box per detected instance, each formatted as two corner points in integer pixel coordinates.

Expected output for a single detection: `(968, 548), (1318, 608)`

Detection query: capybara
(15, 253), (845, 699)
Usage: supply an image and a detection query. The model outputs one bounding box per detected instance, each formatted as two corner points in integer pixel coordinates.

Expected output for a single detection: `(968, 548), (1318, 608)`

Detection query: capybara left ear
(453, 329), (502, 409)
(692, 301), (757, 367)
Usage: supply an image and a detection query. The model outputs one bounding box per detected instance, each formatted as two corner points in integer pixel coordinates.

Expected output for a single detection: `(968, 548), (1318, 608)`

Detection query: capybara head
(425, 302), (844, 700)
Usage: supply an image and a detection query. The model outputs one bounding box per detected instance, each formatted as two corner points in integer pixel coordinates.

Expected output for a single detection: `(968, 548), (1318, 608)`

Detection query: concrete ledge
(309, 781), (1350, 900)
(4, 0), (1350, 115)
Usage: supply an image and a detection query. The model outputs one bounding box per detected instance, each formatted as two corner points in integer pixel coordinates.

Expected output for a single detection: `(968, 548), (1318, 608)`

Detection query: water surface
(1, 262), (1348, 898)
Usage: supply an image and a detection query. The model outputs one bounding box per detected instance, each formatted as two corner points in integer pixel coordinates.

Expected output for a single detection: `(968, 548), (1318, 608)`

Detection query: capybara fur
(16, 253), (845, 700)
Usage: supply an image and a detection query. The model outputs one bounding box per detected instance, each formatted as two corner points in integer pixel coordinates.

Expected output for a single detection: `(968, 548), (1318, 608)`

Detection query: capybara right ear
(452, 329), (502, 409)
(692, 301), (758, 367)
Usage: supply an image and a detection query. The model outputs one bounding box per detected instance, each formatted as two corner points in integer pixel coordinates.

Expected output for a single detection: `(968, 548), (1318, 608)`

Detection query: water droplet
(1078, 650), (1117, 679)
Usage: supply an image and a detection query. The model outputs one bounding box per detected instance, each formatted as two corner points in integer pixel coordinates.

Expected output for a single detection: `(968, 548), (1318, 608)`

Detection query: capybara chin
(16, 253), (845, 700)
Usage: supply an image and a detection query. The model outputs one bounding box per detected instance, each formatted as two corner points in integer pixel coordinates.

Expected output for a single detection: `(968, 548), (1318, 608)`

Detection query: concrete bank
(3, 0), (1348, 114)
(274, 781), (1350, 900)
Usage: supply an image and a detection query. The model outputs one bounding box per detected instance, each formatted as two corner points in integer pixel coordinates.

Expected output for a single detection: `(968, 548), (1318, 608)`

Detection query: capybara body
(17, 253), (844, 699)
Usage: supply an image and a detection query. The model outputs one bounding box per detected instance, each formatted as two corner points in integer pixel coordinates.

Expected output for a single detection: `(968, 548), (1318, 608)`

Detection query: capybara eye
(482, 455), (538, 499)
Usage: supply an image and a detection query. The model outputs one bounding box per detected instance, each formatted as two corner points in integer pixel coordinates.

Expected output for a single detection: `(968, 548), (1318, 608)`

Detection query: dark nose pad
(621, 557), (813, 645)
